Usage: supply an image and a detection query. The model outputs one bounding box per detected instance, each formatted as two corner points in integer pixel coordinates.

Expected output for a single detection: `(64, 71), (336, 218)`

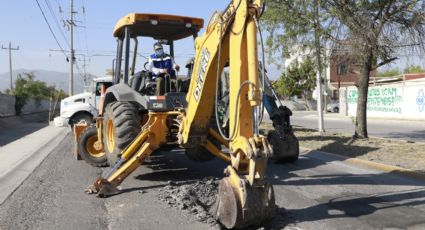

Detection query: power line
(44, 0), (68, 48)
(35, 0), (67, 59)
(81, 0), (89, 54)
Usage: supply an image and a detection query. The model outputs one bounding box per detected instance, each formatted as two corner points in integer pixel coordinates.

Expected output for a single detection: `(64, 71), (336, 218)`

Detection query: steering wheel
(144, 61), (149, 71)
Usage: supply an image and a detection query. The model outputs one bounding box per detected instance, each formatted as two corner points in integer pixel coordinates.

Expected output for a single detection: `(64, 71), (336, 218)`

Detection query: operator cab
(111, 13), (204, 111)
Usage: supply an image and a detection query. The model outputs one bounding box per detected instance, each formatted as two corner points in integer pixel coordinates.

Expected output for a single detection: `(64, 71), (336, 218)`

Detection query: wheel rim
(106, 119), (115, 152)
(85, 135), (104, 158)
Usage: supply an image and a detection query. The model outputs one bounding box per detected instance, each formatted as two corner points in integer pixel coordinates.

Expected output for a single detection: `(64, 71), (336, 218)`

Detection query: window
(337, 63), (348, 75)
(95, 82), (113, 96)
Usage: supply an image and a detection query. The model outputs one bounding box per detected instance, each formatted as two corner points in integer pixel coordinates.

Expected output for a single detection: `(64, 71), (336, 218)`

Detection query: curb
(0, 126), (70, 205)
(300, 147), (425, 181)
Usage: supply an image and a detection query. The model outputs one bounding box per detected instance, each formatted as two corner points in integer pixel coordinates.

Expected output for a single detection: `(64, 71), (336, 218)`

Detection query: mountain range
(0, 69), (99, 94)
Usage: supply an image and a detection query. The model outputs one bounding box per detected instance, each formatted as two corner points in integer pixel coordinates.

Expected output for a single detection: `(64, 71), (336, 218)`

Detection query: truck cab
(54, 76), (113, 127)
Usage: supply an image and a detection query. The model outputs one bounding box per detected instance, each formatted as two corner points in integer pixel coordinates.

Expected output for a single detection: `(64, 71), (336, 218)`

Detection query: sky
(0, 0), (237, 81)
(0, 0), (424, 85)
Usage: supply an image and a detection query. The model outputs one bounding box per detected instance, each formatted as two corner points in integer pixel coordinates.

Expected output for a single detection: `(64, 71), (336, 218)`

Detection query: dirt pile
(157, 177), (220, 226)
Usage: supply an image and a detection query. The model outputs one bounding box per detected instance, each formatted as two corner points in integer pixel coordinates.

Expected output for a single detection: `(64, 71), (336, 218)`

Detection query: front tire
(103, 102), (141, 166)
(78, 125), (107, 167)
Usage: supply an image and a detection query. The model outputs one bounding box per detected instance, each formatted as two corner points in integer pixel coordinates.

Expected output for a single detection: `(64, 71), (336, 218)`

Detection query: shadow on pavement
(106, 139), (425, 229)
(275, 188), (425, 228)
(264, 150), (425, 229)
(113, 152), (227, 195)
(0, 112), (49, 146)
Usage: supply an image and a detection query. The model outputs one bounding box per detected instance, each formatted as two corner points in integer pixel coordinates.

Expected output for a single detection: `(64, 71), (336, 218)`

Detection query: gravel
(156, 176), (291, 229)
(157, 176), (220, 226)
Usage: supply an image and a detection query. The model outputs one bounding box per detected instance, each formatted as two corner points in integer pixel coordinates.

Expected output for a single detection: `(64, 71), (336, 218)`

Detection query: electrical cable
(35, 0), (68, 59)
(44, 0), (69, 48)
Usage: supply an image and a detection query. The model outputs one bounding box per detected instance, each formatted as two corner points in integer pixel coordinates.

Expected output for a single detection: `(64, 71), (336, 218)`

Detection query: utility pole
(67, 0), (75, 96)
(314, 0), (325, 134)
(1, 42), (19, 90)
(78, 55), (90, 88)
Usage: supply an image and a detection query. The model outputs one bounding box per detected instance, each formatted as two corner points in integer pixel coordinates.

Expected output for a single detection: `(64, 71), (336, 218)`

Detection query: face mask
(155, 49), (164, 56)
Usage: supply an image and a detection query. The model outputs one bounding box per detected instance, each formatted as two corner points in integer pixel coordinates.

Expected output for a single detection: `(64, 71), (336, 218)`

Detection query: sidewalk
(293, 110), (425, 122)
(0, 125), (69, 204)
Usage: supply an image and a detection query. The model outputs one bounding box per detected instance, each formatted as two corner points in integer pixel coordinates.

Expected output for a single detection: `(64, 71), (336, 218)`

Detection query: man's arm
(171, 57), (180, 71)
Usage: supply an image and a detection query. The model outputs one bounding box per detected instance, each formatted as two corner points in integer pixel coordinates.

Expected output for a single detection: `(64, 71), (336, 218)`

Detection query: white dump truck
(54, 76), (113, 127)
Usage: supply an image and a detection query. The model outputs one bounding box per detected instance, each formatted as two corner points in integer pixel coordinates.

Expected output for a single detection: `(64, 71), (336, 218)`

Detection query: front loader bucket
(215, 176), (276, 229)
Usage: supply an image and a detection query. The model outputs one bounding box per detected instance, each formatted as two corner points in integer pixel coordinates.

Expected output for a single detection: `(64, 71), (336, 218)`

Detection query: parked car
(327, 101), (339, 113)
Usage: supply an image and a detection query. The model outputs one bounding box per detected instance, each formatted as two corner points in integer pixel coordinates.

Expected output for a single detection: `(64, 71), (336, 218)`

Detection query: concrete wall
(0, 93), (16, 116)
(0, 93), (52, 117)
(340, 81), (425, 120)
(20, 98), (51, 115)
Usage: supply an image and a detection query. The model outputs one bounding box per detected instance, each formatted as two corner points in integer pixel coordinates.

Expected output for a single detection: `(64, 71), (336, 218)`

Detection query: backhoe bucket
(215, 175), (276, 229)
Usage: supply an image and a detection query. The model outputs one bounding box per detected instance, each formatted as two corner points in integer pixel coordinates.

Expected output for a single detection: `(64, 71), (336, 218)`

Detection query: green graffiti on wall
(347, 87), (402, 114)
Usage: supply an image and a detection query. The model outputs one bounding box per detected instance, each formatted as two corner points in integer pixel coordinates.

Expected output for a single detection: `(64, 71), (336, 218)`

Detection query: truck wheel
(70, 113), (93, 128)
(78, 125), (108, 167)
(267, 130), (299, 163)
(103, 102), (141, 166)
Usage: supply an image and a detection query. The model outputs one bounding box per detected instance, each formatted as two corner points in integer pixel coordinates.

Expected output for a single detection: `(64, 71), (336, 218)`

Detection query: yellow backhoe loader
(76, 0), (299, 228)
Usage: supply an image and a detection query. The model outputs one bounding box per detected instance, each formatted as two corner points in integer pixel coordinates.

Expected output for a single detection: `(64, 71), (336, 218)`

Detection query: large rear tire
(78, 125), (108, 167)
(103, 102), (141, 166)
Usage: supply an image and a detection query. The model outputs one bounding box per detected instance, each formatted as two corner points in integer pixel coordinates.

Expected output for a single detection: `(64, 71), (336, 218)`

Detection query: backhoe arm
(178, 0), (276, 228)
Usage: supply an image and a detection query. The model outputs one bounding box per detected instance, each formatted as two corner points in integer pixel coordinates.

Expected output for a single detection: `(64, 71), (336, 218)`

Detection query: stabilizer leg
(85, 112), (169, 197)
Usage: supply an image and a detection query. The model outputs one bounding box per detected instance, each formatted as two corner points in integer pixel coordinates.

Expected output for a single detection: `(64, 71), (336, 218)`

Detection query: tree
(404, 65), (425, 74)
(9, 72), (67, 114)
(275, 57), (316, 108)
(323, 0), (425, 138)
(378, 68), (400, 77)
(262, 0), (332, 69)
(263, 0), (425, 138)
(262, 0), (335, 133)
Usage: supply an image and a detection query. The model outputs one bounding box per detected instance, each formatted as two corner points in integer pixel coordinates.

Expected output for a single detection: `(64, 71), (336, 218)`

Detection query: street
(263, 111), (425, 142)
(1, 134), (424, 230)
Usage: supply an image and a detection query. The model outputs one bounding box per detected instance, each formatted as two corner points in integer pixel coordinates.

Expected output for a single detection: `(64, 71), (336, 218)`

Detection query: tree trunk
(354, 50), (373, 138)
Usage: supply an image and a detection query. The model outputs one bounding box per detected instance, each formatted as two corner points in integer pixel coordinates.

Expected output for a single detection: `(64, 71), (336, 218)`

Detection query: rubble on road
(157, 176), (220, 226)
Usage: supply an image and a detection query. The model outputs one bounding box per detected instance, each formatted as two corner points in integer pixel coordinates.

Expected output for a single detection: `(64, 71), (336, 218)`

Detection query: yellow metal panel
(113, 13), (204, 38)
(229, 0), (251, 149)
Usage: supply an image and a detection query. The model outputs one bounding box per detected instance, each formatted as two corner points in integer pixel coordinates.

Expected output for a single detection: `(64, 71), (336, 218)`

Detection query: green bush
(9, 72), (67, 114)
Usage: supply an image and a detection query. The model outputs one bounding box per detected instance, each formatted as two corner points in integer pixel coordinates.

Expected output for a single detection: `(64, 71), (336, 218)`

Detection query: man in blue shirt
(148, 42), (180, 95)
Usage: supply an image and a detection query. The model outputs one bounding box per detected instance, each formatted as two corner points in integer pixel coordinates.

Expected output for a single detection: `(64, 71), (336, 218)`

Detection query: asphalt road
(264, 111), (425, 143)
(1, 134), (425, 229)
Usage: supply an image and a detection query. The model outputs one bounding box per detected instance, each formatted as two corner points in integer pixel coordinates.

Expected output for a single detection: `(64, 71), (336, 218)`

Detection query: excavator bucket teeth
(84, 177), (119, 197)
(215, 177), (276, 229)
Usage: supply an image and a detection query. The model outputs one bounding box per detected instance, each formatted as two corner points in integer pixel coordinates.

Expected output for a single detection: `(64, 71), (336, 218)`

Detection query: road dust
(157, 177), (220, 226)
